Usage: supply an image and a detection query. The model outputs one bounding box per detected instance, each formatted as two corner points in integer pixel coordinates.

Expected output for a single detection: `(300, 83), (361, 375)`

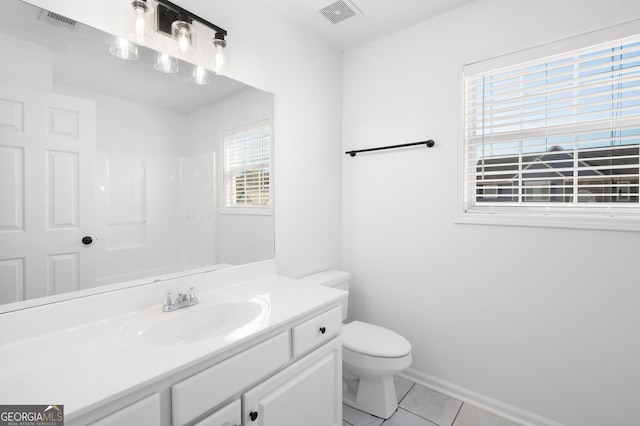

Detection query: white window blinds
(463, 33), (640, 221)
(223, 121), (271, 210)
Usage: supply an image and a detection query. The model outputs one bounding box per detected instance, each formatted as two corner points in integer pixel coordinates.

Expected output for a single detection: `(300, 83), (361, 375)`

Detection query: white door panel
(0, 84), (96, 304)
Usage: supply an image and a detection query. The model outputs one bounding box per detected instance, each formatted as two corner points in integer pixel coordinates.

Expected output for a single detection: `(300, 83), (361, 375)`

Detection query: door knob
(81, 236), (93, 245)
(249, 411), (259, 421)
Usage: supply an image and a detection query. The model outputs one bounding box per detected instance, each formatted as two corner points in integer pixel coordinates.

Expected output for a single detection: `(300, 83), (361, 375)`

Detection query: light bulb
(134, 10), (146, 40)
(190, 66), (211, 85)
(172, 21), (194, 54)
(211, 40), (226, 74)
(209, 35), (228, 75)
(177, 32), (190, 53)
(109, 36), (138, 60)
(127, 0), (154, 44)
(154, 52), (179, 74)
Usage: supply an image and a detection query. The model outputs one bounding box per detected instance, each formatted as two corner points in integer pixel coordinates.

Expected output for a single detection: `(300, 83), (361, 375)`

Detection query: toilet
(298, 270), (412, 419)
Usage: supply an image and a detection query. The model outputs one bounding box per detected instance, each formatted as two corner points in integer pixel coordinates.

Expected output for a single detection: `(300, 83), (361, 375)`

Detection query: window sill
(220, 207), (273, 216)
(455, 211), (640, 232)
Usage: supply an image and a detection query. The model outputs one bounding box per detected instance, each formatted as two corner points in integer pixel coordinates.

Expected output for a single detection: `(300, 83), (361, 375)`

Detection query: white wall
(343, 1), (640, 426)
(186, 88), (273, 156)
(0, 34), (52, 92)
(24, 0), (344, 278)
(187, 88), (275, 265)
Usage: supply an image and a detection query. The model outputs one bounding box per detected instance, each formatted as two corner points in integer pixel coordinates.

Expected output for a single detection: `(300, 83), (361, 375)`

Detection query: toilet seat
(342, 321), (411, 358)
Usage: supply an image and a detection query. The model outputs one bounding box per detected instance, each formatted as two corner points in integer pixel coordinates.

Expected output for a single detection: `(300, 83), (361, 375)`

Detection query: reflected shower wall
(58, 85), (219, 286)
(180, 152), (216, 273)
(55, 83), (274, 286)
(96, 149), (215, 285)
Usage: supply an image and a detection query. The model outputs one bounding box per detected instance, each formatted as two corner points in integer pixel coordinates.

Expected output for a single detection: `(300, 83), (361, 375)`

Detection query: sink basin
(127, 300), (267, 345)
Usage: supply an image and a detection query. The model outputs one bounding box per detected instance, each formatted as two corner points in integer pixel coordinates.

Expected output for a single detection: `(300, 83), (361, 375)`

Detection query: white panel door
(0, 84), (96, 304)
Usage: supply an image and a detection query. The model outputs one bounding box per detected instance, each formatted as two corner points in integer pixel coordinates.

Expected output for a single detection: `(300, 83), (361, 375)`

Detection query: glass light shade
(109, 36), (138, 60)
(172, 20), (194, 54)
(189, 65), (211, 85)
(154, 52), (179, 74)
(209, 38), (228, 75)
(126, 0), (154, 44)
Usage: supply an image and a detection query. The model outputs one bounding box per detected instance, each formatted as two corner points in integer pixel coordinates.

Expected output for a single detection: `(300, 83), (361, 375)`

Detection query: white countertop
(0, 271), (346, 421)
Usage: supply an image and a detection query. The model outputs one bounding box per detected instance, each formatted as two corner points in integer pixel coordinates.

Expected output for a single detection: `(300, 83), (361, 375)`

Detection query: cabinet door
(193, 400), (241, 426)
(243, 338), (341, 426)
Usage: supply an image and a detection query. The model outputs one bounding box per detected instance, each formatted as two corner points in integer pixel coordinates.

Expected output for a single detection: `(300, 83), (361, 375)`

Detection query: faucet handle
(188, 287), (197, 301)
(164, 292), (173, 306)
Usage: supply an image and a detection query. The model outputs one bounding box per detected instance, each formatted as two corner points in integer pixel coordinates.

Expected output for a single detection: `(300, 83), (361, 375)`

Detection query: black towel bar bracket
(345, 140), (435, 157)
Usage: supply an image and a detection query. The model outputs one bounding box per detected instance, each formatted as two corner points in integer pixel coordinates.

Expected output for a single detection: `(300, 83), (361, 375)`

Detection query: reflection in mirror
(0, 0), (274, 310)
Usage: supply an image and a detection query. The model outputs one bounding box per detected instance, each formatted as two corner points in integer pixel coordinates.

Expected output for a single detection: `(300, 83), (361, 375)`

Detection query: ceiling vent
(38, 9), (78, 30)
(314, 0), (362, 25)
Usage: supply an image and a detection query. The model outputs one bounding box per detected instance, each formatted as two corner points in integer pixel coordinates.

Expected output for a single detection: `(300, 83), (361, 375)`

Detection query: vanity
(0, 2), (342, 424)
(0, 261), (346, 425)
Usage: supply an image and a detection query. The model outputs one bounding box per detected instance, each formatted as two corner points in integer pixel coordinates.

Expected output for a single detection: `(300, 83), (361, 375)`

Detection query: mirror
(0, 0), (275, 311)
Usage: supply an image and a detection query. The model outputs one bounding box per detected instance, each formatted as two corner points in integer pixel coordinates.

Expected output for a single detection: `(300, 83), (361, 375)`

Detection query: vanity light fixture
(117, 0), (229, 83)
(156, 0), (229, 74)
(126, 0), (155, 44)
(109, 35), (138, 60)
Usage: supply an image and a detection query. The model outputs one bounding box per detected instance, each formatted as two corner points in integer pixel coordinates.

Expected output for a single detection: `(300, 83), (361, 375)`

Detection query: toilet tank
(298, 270), (350, 320)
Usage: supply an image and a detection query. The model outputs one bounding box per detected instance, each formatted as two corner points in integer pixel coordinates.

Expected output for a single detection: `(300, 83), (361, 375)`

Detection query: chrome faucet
(162, 287), (198, 312)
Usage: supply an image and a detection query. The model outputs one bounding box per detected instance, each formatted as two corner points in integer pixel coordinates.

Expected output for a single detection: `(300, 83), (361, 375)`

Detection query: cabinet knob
(250, 411), (259, 421)
(319, 327), (326, 334)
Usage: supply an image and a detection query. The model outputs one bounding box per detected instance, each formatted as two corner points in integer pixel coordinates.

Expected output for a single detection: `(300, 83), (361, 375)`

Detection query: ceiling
(3, 0), (479, 110)
(265, 0), (477, 51)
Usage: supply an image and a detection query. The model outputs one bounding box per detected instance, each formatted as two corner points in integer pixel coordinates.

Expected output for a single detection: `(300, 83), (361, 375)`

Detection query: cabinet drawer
(90, 393), (160, 426)
(291, 306), (342, 357)
(172, 332), (289, 426)
(193, 400), (241, 426)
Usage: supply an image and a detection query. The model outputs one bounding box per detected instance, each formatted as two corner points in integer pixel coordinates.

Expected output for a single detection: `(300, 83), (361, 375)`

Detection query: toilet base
(343, 375), (398, 419)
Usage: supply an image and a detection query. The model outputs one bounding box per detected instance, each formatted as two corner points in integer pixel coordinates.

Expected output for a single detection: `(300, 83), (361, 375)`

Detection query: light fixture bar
(156, 0), (227, 40)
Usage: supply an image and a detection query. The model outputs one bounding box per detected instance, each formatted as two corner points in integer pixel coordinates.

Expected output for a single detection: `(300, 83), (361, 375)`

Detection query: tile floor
(342, 377), (523, 426)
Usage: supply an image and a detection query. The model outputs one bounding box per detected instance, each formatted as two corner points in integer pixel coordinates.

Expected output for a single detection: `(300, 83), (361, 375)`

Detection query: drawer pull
(250, 411), (259, 421)
(319, 327), (326, 334)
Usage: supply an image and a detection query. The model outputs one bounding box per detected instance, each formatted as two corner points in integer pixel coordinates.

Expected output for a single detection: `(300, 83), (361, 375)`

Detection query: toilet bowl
(298, 270), (412, 419)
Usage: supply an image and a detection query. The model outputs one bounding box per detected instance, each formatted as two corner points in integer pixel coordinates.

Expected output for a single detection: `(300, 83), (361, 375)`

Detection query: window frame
(221, 119), (273, 216)
(456, 22), (640, 232)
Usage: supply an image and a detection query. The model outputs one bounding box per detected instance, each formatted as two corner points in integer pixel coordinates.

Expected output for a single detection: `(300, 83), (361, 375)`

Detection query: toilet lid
(342, 321), (411, 358)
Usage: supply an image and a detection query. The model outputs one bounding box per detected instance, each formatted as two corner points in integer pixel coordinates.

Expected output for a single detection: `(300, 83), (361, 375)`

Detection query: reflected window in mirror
(223, 120), (272, 215)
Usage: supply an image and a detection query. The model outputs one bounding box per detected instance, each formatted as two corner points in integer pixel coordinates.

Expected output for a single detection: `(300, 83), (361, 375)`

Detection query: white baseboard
(399, 368), (566, 426)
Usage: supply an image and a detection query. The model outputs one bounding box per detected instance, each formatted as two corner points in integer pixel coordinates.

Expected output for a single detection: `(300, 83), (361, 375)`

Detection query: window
(524, 180), (551, 202)
(462, 30), (640, 230)
(223, 120), (271, 213)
